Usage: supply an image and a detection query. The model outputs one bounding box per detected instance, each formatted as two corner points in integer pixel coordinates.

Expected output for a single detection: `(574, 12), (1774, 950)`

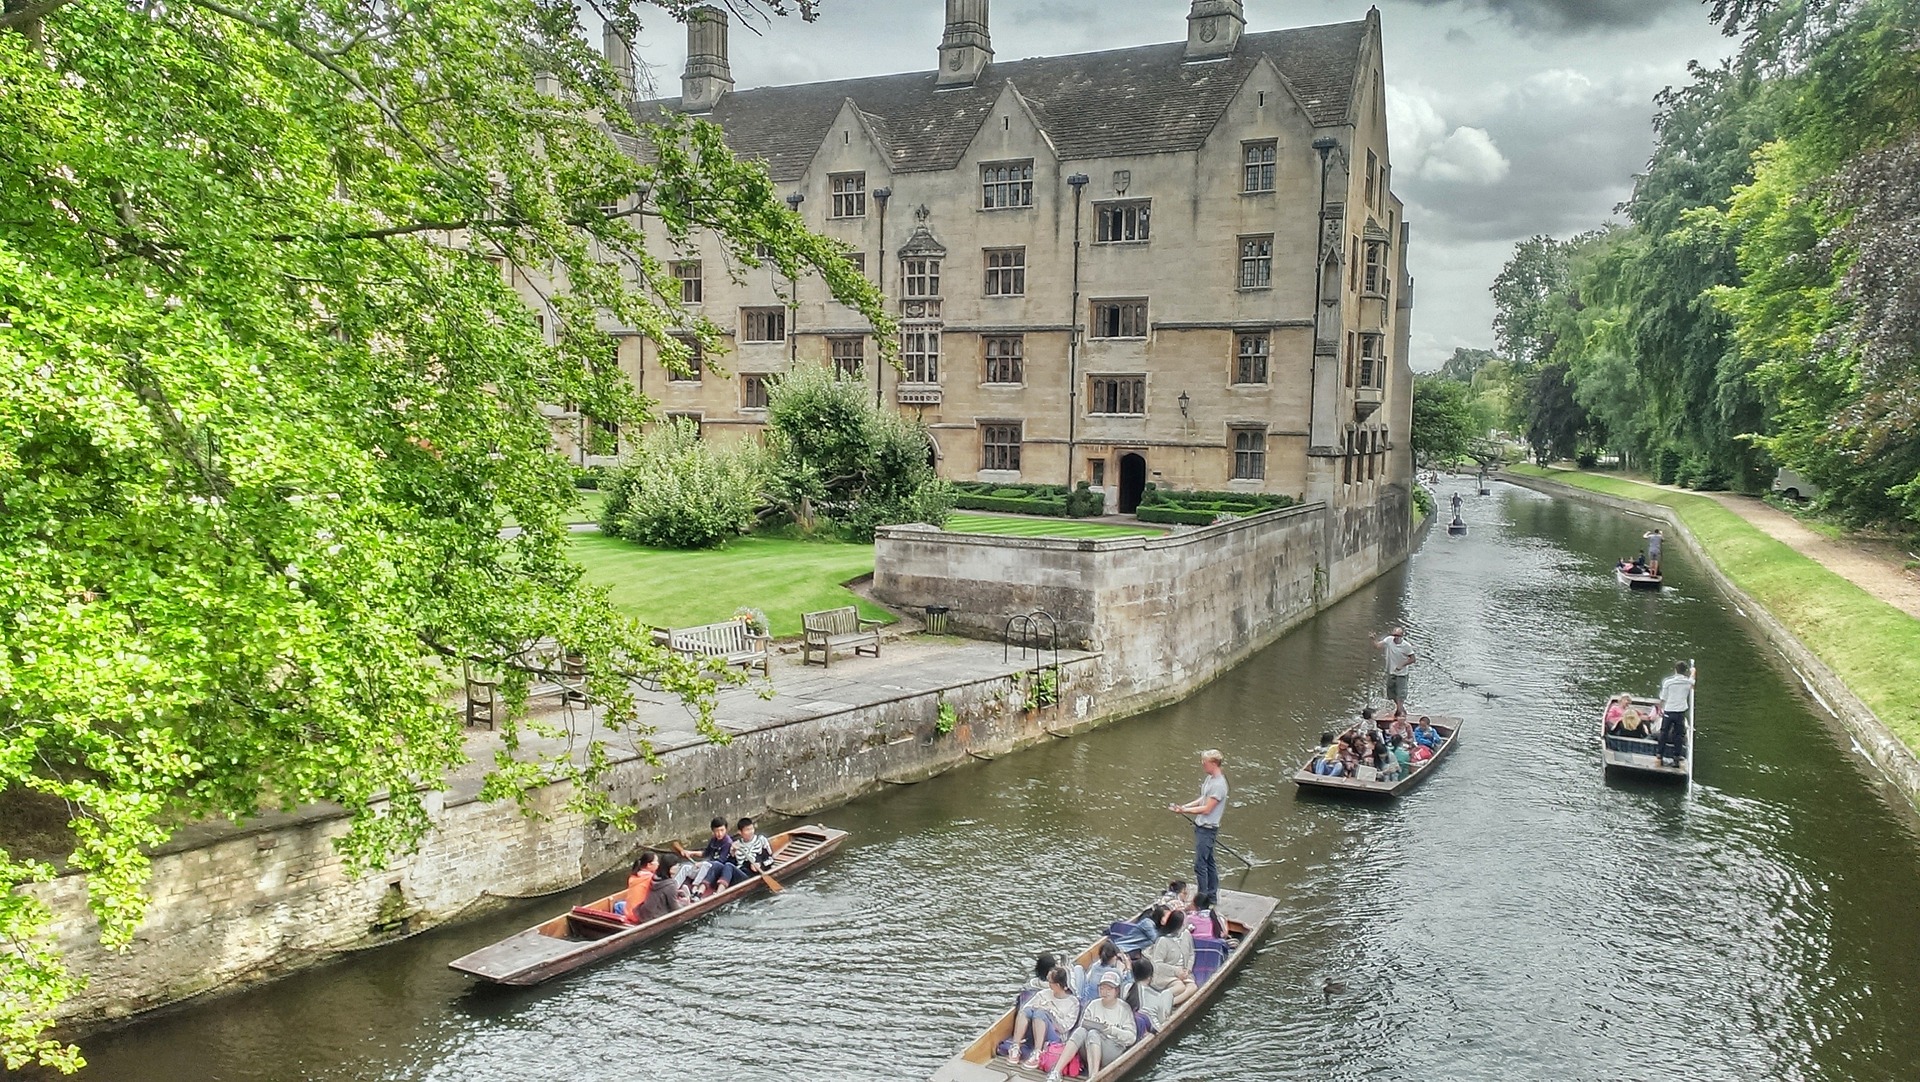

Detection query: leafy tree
(763, 365), (953, 541)
(1524, 363), (1589, 465)
(0, 0), (881, 1068)
(1437, 347), (1502, 384)
(1490, 235), (1571, 370)
(601, 419), (769, 548)
(1410, 376), (1477, 467)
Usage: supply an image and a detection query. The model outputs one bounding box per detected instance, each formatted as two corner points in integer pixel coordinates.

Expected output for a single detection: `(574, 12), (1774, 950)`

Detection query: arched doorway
(1118, 452), (1147, 514)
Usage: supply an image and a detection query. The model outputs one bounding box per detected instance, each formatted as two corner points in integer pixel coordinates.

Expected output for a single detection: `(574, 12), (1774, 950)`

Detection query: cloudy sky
(623, 0), (1738, 369)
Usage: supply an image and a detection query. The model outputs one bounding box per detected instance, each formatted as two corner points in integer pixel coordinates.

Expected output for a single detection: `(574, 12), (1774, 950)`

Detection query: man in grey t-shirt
(1169, 750), (1228, 903)
(1376, 627), (1417, 720)
(1644, 529), (1665, 575)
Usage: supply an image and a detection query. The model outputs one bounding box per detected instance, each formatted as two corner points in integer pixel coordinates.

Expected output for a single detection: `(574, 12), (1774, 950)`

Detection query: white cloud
(1387, 85), (1510, 185)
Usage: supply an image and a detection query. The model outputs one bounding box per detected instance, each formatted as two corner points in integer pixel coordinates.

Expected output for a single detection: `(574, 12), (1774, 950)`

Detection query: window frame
(980, 421), (1023, 472)
(1087, 374), (1148, 417)
(902, 256), (942, 299)
(1363, 240), (1389, 297)
(902, 328), (941, 384)
(983, 247), (1027, 297)
(1094, 199), (1152, 244)
(980, 160), (1036, 211)
(673, 260), (703, 305)
(1242, 140), (1277, 194)
(1238, 234), (1274, 290)
(830, 336), (866, 380)
(742, 373), (771, 411)
(667, 333), (703, 383)
(829, 171), (867, 219)
(1359, 333), (1386, 389)
(1234, 333), (1270, 385)
(741, 306), (787, 344)
(983, 335), (1025, 385)
(663, 411), (703, 438)
(1231, 427), (1267, 481)
(1090, 298), (1149, 340)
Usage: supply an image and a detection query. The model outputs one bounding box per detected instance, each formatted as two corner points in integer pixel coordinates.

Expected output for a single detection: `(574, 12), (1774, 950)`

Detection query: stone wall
(874, 490), (1412, 711)
(36, 656), (1103, 1025)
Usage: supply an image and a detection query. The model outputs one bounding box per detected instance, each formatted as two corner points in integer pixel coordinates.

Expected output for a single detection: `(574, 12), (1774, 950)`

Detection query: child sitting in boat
(1004, 966), (1079, 1069)
(1413, 717), (1442, 752)
(1311, 732), (1341, 776)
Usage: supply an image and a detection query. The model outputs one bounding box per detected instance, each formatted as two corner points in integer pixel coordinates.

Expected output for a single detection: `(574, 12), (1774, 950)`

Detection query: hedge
(954, 494), (1069, 516)
(1137, 505), (1218, 526)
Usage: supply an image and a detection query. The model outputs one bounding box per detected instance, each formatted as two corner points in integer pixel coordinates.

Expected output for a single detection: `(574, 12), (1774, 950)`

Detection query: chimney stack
(937, 0), (992, 87)
(681, 6), (733, 113)
(1185, 0), (1245, 61)
(603, 22), (635, 102)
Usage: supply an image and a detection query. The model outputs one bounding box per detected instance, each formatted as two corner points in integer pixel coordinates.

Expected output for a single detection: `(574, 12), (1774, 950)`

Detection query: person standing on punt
(1644, 528), (1665, 576)
(1655, 661), (1696, 768)
(1375, 627), (1418, 720)
(1169, 750), (1228, 904)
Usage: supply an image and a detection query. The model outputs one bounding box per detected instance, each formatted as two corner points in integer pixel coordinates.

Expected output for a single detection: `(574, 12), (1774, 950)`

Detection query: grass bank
(1507, 463), (1920, 753)
(570, 534), (889, 639)
(943, 512), (1164, 539)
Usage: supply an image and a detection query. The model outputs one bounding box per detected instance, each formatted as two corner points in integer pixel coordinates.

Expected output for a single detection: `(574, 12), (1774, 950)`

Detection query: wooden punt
(1291, 715), (1462, 798)
(1615, 563), (1664, 590)
(447, 825), (847, 986)
(1601, 694), (1693, 783)
(930, 888), (1280, 1082)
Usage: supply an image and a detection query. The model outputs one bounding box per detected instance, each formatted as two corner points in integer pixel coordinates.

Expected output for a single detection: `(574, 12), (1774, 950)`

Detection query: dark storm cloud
(1404, 0), (1699, 34)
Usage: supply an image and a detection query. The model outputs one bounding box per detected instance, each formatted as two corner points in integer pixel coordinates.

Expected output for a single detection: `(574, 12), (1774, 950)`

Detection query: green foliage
(0, 0), (883, 1065)
(934, 698), (957, 735)
(601, 420), (767, 549)
(955, 494), (1069, 516)
(1412, 484), (1435, 521)
(763, 365), (950, 540)
(1065, 482), (1106, 518)
(1411, 376), (1477, 466)
(1024, 667), (1060, 711)
(1137, 506), (1220, 526)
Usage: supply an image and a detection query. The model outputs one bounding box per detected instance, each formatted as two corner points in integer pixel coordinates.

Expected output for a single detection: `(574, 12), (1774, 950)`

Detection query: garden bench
(664, 619), (772, 677)
(800, 606), (883, 668)
(463, 639), (588, 730)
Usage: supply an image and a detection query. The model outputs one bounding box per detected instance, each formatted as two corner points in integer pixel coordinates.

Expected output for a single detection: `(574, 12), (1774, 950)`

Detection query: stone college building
(585, 0), (1413, 514)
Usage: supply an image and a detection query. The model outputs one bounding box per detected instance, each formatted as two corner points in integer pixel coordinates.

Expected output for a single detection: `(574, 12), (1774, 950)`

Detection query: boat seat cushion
(1191, 935), (1228, 985)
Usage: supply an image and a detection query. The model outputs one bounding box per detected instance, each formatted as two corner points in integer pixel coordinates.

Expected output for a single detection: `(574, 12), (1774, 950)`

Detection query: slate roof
(628, 21), (1367, 182)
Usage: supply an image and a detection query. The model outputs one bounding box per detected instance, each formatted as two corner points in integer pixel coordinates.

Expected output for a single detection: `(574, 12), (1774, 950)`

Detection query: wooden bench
(664, 619), (772, 677)
(463, 639), (587, 729)
(801, 606), (882, 668)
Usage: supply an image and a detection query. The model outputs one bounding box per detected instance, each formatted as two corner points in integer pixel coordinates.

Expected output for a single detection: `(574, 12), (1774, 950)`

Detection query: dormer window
(903, 257), (942, 298)
(981, 161), (1034, 210)
(831, 172), (867, 218)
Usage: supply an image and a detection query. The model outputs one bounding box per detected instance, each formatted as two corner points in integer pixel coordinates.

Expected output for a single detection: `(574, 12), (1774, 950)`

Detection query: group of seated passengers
(1617, 552), (1651, 575)
(1309, 708), (1441, 781)
(1603, 693), (1657, 739)
(609, 815), (775, 925)
(1004, 881), (1222, 1081)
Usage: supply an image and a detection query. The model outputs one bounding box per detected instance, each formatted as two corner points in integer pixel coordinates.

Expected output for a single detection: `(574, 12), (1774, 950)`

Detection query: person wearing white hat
(1047, 970), (1137, 1081)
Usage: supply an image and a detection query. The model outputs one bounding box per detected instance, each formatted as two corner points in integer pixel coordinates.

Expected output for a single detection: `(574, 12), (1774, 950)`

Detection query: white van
(1771, 468), (1821, 501)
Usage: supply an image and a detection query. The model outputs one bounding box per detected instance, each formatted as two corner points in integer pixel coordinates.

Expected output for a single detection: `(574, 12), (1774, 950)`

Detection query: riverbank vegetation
(0, 0), (877, 1069)
(1443, 0), (1918, 532)
(1509, 465), (1920, 754)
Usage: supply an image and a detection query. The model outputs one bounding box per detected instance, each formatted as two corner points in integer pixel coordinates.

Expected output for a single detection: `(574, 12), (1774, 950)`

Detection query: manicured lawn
(570, 533), (890, 639)
(571, 489), (608, 524)
(943, 512), (1164, 539)
(1508, 463), (1920, 753)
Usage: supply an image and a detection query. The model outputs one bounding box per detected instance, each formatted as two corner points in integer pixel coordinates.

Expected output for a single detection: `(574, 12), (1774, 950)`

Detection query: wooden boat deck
(1291, 714), (1462, 798)
(931, 889), (1280, 1082)
(1602, 695), (1692, 782)
(447, 825), (847, 985)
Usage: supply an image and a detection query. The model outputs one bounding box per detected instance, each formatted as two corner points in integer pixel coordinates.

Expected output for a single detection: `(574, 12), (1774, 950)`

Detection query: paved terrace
(157, 636), (1093, 855)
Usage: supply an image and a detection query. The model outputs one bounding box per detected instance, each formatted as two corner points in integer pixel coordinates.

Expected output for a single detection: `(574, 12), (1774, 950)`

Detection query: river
(67, 480), (1920, 1081)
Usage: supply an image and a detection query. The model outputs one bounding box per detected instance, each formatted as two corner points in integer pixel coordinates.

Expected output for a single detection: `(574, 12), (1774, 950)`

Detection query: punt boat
(447, 824), (847, 986)
(1291, 714), (1462, 798)
(1601, 694), (1693, 783)
(1615, 562), (1663, 590)
(930, 888), (1280, 1082)
(1446, 516), (1469, 536)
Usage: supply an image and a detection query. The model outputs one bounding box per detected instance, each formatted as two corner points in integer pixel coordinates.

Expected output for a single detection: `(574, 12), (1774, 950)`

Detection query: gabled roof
(629, 21), (1367, 181)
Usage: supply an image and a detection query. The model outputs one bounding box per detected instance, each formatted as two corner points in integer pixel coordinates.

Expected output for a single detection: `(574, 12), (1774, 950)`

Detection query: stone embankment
(37, 488), (1412, 1027)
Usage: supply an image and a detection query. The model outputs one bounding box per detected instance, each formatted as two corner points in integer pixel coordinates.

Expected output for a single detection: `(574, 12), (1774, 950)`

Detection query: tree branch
(0, 0), (77, 33)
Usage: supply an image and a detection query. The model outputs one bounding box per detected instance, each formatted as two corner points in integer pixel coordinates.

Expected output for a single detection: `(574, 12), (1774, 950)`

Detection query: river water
(68, 481), (1920, 1081)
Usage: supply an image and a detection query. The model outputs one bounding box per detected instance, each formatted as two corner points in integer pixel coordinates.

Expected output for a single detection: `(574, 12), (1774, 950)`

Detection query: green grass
(943, 512), (1164, 539)
(1509, 463), (1920, 754)
(571, 489), (608, 524)
(570, 533), (890, 639)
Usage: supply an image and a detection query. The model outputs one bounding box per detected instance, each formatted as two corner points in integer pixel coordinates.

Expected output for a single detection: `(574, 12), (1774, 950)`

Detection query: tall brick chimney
(681, 6), (733, 113)
(937, 0), (992, 87)
(1186, 0), (1245, 60)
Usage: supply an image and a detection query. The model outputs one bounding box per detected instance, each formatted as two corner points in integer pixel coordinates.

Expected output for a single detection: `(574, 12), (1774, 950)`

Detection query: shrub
(1412, 484), (1435, 519)
(763, 365), (952, 540)
(991, 488), (1029, 499)
(955, 494), (1069, 516)
(1576, 451), (1599, 469)
(1065, 482), (1105, 518)
(1137, 505), (1218, 526)
(601, 419), (766, 549)
(573, 465), (606, 490)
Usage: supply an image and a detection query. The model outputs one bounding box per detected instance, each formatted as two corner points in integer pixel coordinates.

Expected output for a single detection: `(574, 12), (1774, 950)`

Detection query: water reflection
(69, 481), (1920, 1081)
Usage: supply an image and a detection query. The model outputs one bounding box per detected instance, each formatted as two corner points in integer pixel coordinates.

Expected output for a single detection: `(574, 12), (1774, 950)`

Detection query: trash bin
(923, 605), (951, 635)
